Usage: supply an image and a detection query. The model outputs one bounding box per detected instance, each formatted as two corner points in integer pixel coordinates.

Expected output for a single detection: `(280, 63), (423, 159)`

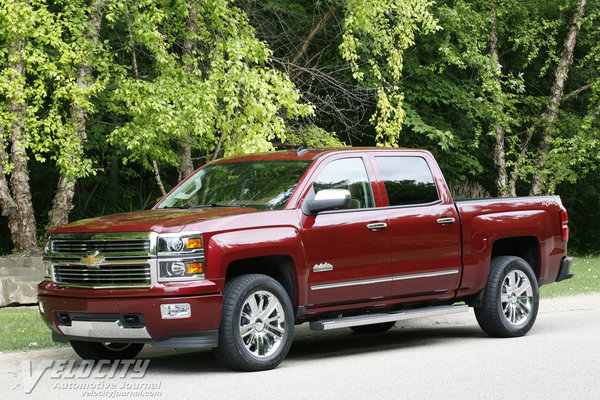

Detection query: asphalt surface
(1, 294), (599, 400)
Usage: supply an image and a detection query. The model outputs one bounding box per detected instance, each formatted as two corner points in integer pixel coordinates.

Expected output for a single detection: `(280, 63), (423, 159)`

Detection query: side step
(309, 304), (469, 331)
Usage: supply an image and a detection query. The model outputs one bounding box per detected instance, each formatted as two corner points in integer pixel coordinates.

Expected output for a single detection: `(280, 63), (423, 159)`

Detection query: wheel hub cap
(254, 320), (265, 332)
(501, 269), (534, 326)
(239, 290), (286, 359)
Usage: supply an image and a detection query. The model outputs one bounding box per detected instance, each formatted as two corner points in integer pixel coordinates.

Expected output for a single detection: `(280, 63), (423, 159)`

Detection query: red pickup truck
(38, 148), (573, 371)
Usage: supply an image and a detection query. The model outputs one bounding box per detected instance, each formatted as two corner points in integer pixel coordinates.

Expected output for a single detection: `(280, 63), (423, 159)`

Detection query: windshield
(157, 159), (313, 210)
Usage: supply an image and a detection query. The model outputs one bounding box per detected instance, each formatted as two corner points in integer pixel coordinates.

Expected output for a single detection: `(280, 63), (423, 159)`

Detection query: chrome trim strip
(311, 277), (392, 291)
(392, 269), (460, 281)
(310, 305), (469, 330)
(310, 269), (460, 291)
(59, 320), (152, 339)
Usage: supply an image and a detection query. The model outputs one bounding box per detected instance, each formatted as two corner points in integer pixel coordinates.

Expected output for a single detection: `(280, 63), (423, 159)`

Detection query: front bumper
(39, 293), (222, 348)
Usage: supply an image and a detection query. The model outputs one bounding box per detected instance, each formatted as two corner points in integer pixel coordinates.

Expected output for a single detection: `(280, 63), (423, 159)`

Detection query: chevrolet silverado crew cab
(38, 148), (573, 371)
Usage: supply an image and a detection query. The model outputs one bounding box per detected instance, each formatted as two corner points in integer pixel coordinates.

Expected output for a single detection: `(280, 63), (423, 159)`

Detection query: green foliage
(109, 0), (313, 170)
(0, 0), (599, 254)
(284, 125), (346, 148)
(339, 0), (440, 145)
(0, 0), (103, 180)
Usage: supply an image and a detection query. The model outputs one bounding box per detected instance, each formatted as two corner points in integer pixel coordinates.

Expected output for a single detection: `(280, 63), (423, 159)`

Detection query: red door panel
(302, 209), (391, 307)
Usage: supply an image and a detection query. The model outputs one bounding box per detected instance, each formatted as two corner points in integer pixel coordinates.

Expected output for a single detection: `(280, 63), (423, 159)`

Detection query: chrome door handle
(437, 217), (456, 225)
(367, 222), (388, 230)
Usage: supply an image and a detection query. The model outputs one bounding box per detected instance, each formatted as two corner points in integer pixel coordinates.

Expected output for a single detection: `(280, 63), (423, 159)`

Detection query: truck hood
(51, 207), (260, 234)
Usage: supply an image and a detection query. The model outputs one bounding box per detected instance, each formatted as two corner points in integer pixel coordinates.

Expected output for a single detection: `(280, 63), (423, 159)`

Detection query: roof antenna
(297, 146), (308, 156)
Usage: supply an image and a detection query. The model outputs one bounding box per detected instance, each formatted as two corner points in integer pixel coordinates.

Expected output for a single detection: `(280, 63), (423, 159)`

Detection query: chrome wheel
(239, 290), (286, 359)
(70, 341), (143, 360)
(500, 269), (533, 326)
(102, 343), (132, 351)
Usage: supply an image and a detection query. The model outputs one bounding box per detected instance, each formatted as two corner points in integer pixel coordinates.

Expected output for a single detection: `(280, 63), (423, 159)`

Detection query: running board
(309, 304), (469, 331)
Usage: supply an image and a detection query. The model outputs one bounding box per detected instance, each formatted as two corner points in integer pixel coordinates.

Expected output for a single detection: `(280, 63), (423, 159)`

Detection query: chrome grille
(46, 233), (154, 288)
(53, 264), (151, 286)
(52, 239), (150, 254)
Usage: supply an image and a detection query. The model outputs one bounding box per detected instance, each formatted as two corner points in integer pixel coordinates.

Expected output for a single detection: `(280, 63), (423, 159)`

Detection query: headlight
(43, 259), (52, 280)
(158, 235), (203, 253)
(157, 233), (204, 282)
(43, 237), (52, 280)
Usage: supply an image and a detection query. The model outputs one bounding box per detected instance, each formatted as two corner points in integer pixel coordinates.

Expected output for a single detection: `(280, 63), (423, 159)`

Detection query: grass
(0, 306), (67, 352)
(0, 257), (597, 352)
(540, 255), (600, 298)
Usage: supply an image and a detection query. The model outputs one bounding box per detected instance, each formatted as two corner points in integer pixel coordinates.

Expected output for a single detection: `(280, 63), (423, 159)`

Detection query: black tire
(214, 274), (295, 371)
(474, 256), (539, 338)
(350, 322), (395, 334)
(70, 341), (144, 360)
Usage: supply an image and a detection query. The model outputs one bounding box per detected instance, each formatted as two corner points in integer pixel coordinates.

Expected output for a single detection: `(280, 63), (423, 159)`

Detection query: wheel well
(225, 255), (297, 306)
(491, 236), (539, 277)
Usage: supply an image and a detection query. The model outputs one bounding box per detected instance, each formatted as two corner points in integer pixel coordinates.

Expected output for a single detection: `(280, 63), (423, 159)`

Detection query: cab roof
(211, 147), (418, 164)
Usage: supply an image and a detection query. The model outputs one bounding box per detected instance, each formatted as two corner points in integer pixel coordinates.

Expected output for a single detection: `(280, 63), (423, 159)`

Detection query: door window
(375, 156), (439, 206)
(313, 158), (374, 209)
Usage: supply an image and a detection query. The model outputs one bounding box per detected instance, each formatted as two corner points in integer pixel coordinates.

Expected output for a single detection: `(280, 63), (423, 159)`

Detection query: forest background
(1, 0), (599, 255)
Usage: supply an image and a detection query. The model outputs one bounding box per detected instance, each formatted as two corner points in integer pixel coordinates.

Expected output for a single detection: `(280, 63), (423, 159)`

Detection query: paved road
(1, 294), (599, 400)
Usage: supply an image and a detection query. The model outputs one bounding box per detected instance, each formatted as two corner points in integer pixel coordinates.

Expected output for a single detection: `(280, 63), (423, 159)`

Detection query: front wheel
(214, 274), (294, 371)
(475, 256), (539, 337)
(71, 341), (144, 360)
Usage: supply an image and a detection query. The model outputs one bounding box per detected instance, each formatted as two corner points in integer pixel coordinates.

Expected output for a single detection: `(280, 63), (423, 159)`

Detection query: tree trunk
(45, 1), (104, 232)
(3, 37), (39, 251)
(152, 160), (167, 196)
(529, 0), (586, 195)
(177, 1), (197, 180)
(488, 2), (510, 197)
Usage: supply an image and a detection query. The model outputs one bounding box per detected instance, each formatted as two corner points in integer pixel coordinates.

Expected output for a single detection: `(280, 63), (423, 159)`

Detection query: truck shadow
(138, 324), (486, 374)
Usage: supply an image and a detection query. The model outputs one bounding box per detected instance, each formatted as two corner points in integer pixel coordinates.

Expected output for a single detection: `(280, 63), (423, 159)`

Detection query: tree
(109, 0), (314, 178)
(0, 0), (102, 251)
(0, 0), (58, 251)
(45, 0), (106, 232)
(396, 0), (600, 195)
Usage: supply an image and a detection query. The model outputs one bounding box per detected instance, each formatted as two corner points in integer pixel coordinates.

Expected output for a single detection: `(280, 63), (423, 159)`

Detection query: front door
(301, 156), (392, 307)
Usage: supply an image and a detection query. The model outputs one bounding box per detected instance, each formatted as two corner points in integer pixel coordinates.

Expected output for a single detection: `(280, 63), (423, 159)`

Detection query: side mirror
(303, 189), (352, 215)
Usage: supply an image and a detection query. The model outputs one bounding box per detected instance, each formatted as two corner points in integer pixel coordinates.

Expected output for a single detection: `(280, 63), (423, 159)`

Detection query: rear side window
(375, 156), (439, 206)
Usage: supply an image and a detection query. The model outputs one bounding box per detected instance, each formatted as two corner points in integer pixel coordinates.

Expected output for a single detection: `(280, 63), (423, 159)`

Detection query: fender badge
(81, 251), (103, 268)
(313, 262), (333, 272)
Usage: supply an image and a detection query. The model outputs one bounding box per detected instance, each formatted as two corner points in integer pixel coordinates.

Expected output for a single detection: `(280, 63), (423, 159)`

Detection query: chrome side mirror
(303, 189), (352, 215)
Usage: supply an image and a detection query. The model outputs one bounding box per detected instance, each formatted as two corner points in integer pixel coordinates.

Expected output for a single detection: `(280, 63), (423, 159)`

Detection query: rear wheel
(475, 256), (539, 337)
(350, 322), (395, 334)
(70, 341), (144, 360)
(214, 274), (294, 371)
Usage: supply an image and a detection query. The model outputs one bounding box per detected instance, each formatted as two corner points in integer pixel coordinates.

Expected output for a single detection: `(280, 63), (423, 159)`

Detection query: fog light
(168, 261), (186, 276)
(160, 303), (191, 319)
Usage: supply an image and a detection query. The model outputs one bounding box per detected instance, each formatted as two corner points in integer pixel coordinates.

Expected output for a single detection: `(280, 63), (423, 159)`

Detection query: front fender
(205, 227), (308, 305)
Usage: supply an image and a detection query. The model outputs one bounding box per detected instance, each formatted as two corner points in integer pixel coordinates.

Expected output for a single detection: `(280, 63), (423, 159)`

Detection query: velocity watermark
(21, 359), (161, 397)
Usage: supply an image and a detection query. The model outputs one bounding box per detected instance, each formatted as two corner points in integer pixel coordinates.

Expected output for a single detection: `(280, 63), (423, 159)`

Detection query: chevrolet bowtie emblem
(81, 251), (103, 268)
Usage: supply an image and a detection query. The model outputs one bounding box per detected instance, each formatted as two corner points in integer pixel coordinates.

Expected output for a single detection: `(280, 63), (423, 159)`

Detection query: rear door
(300, 154), (392, 307)
(369, 152), (462, 298)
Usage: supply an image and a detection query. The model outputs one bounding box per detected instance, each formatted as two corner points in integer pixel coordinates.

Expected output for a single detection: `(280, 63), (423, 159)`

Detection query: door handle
(367, 222), (388, 231)
(437, 217), (456, 225)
